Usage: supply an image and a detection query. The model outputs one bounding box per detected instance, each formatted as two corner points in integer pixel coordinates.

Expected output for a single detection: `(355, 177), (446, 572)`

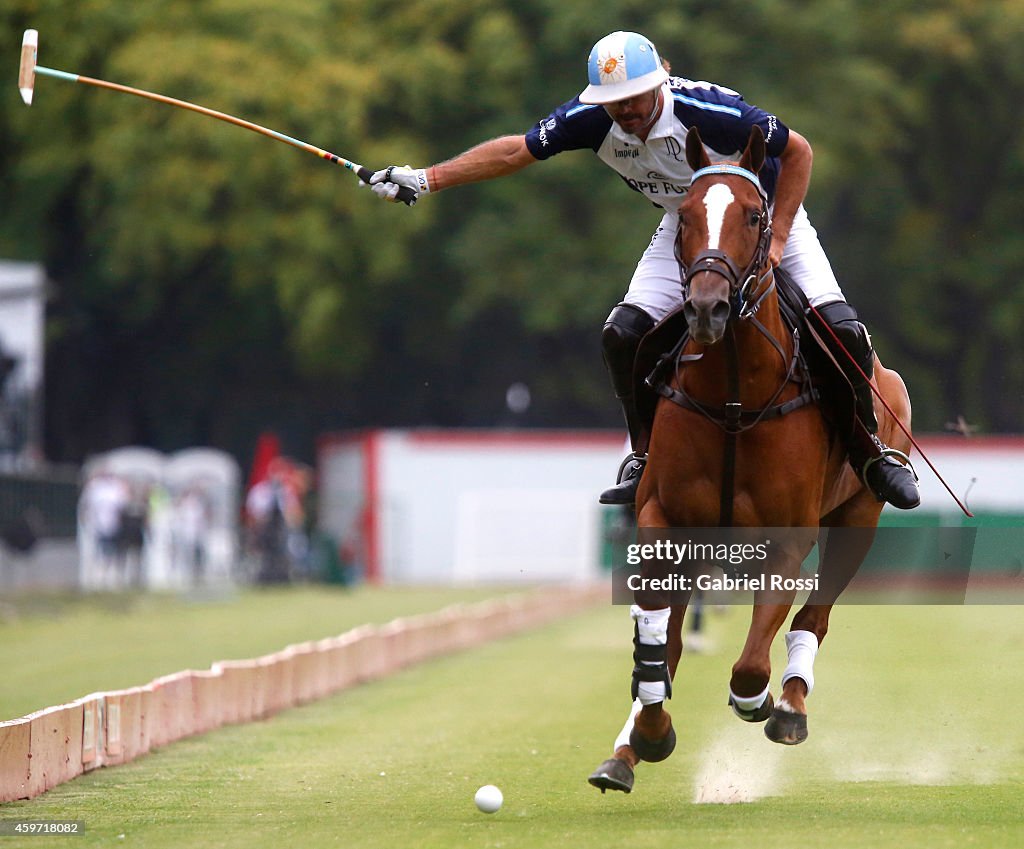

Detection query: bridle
(655, 160), (815, 436)
(656, 162), (818, 525)
(675, 164), (775, 319)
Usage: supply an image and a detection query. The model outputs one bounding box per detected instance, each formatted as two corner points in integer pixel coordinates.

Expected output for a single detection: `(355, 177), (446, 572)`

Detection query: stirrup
(860, 439), (920, 509)
(599, 453), (646, 506)
(860, 444), (918, 485)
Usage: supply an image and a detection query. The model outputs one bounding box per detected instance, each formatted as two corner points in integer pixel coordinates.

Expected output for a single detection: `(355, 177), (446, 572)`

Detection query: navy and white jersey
(524, 77), (789, 212)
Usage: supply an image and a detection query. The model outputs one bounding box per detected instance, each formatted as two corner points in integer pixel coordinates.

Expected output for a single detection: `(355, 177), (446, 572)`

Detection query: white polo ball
(474, 784), (503, 813)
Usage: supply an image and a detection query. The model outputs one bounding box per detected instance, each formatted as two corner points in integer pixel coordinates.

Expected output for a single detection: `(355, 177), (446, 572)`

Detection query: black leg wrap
(630, 625), (672, 701)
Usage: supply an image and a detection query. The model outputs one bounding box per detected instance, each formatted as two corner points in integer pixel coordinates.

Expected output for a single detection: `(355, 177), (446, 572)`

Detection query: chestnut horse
(588, 126), (914, 794)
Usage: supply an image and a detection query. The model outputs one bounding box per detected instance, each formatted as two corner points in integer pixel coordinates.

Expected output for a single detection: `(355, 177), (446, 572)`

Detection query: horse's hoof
(728, 691), (775, 723)
(628, 725), (676, 763)
(588, 758), (634, 794)
(764, 707), (808, 745)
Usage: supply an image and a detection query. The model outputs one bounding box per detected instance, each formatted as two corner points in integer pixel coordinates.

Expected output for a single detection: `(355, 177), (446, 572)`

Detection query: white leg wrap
(631, 604), (670, 641)
(631, 605), (670, 705)
(614, 698), (643, 751)
(728, 684), (770, 712)
(637, 681), (667, 704)
(781, 629), (819, 695)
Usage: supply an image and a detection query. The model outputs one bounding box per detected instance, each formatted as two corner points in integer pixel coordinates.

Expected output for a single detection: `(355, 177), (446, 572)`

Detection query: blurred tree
(841, 0), (1024, 433)
(1, 0), (1022, 466)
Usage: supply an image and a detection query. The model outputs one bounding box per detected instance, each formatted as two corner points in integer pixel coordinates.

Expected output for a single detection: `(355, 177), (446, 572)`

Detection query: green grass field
(1, 588), (1022, 848)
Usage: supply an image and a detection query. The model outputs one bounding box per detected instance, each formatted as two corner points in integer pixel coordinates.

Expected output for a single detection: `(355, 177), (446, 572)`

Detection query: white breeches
(622, 206), (844, 321)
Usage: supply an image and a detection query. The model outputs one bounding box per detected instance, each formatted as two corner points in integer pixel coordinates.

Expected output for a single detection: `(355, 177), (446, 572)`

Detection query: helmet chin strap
(638, 89), (663, 132)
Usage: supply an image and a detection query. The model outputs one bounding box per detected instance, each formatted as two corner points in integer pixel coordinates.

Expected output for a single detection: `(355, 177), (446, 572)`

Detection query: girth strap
(650, 325), (819, 435)
(654, 381), (819, 432)
(720, 326), (740, 526)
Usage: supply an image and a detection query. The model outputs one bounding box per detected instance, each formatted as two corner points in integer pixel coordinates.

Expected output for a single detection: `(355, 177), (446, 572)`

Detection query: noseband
(676, 164), (774, 318)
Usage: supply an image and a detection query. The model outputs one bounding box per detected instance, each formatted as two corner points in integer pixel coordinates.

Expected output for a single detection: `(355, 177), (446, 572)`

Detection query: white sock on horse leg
(631, 605), (671, 705)
(781, 629), (819, 697)
(613, 698), (644, 751)
(729, 684), (770, 712)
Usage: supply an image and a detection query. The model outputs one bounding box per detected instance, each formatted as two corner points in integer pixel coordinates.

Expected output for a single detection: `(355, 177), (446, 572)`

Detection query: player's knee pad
(815, 300), (873, 378)
(602, 303), (655, 397)
(816, 300), (879, 433)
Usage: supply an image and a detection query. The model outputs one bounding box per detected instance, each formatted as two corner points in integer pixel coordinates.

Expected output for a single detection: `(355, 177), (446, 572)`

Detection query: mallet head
(19, 29), (38, 105)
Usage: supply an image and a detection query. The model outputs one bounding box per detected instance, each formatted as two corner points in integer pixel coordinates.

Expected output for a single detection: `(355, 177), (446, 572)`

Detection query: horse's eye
(749, 210), (761, 226)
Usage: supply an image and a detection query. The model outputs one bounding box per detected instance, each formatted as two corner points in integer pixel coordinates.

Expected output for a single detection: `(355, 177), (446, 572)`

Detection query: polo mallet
(17, 29), (417, 205)
(807, 302), (973, 517)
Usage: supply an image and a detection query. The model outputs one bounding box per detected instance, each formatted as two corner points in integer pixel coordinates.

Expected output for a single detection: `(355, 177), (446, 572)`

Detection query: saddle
(632, 270), (857, 442)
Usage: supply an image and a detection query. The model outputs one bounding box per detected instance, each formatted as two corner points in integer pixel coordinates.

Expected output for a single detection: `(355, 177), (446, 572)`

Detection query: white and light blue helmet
(579, 31), (669, 105)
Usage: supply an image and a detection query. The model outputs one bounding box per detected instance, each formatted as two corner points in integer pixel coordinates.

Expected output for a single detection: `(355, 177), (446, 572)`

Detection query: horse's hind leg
(763, 627), (815, 745)
(788, 497), (881, 693)
(769, 498), (882, 744)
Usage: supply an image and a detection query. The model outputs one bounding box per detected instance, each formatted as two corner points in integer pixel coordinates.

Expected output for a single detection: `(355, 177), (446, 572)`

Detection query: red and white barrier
(0, 585), (603, 801)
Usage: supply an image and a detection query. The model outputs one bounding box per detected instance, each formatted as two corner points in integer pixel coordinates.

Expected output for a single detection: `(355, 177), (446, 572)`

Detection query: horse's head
(677, 126), (772, 345)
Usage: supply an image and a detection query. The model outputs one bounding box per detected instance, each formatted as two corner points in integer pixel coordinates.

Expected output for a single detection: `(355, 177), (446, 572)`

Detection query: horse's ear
(739, 125), (766, 175)
(685, 126), (711, 171)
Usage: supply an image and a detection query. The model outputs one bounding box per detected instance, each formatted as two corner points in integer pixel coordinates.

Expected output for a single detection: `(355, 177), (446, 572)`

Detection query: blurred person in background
(79, 470), (129, 586)
(118, 482), (150, 588)
(245, 458), (307, 583)
(174, 484), (212, 585)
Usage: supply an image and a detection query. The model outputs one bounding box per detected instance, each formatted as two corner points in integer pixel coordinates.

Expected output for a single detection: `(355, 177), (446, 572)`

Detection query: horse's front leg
(588, 603), (686, 793)
(629, 600), (686, 756)
(728, 594), (793, 723)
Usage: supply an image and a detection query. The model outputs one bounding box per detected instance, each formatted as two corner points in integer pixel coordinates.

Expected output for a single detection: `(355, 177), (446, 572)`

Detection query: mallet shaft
(19, 31), (415, 204)
(32, 65), (367, 175)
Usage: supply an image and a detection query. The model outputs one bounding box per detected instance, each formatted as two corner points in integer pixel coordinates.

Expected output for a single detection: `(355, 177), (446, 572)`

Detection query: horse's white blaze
(703, 183), (735, 250)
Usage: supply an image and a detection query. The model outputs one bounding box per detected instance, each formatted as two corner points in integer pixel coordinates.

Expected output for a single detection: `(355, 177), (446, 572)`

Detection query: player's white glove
(367, 165), (431, 203)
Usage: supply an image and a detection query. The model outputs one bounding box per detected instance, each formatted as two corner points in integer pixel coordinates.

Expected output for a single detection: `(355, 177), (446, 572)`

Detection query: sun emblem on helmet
(599, 52), (627, 83)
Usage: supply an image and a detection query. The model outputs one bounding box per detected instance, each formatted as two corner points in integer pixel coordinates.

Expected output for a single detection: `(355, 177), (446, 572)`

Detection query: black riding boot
(815, 301), (920, 509)
(599, 303), (655, 506)
(601, 452), (647, 506)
